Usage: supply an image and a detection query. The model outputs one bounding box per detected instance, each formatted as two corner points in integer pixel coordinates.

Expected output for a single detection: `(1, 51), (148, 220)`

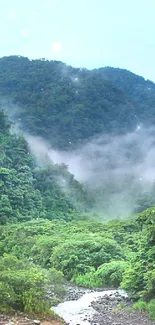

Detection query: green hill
(97, 66), (155, 122)
(1, 57), (155, 150)
(1, 57), (155, 317)
(0, 56), (148, 149)
(0, 110), (91, 224)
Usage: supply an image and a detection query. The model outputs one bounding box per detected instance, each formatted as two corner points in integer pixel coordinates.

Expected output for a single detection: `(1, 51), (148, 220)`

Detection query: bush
(133, 300), (147, 312)
(73, 267), (102, 287)
(0, 282), (16, 311)
(120, 262), (144, 293)
(147, 299), (155, 320)
(96, 261), (128, 287)
(144, 270), (155, 300)
(22, 288), (51, 314)
(73, 260), (128, 288)
(52, 237), (123, 280)
(0, 254), (64, 314)
(133, 299), (155, 321)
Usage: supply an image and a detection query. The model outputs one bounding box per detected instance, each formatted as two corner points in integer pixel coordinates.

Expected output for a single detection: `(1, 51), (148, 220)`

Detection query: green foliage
(22, 289), (51, 315)
(137, 207), (155, 245)
(1, 57), (155, 151)
(96, 260), (128, 287)
(121, 262), (145, 293)
(133, 299), (155, 321)
(0, 254), (64, 314)
(1, 59), (155, 316)
(73, 260), (128, 288)
(0, 110), (90, 224)
(99, 67), (155, 124)
(0, 282), (16, 311)
(126, 307), (133, 313)
(147, 299), (155, 320)
(0, 110), (10, 134)
(72, 267), (102, 287)
(144, 270), (155, 299)
(51, 236), (123, 280)
(113, 302), (126, 312)
(0, 211), (155, 314)
(0, 56), (149, 149)
(133, 300), (147, 312)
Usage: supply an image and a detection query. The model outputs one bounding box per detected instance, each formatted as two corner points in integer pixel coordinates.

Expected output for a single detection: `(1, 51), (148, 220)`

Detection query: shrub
(0, 282), (16, 311)
(73, 267), (102, 287)
(22, 288), (51, 314)
(0, 254), (64, 314)
(144, 270), (155, 300)
(133, 300), (147, 312)
(121, 262), (144, 293)
(147, 299), (155, 320)
(96, 261), (128, 287)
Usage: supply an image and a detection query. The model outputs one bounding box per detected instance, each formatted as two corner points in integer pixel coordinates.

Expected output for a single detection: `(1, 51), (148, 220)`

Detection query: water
(52, 289), (127, 325)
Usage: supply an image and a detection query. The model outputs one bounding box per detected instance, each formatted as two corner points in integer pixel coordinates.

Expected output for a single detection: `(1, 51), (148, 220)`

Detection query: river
(52, 288), (127, 325)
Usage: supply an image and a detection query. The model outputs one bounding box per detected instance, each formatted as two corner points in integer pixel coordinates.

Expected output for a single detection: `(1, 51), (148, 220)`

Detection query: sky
(1, 0), (155, 81)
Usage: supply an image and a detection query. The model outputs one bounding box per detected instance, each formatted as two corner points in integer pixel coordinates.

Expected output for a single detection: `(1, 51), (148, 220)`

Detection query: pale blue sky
(0, 0), (155, 80)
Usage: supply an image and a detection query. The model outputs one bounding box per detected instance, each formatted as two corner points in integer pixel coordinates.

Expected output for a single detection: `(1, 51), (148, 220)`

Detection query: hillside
(97, 66), (155, 121)
(1, 56), (155, 149)
(1, 57), (155, 149)
(1, 57), (155, 320)
(0, 110), (91, 224)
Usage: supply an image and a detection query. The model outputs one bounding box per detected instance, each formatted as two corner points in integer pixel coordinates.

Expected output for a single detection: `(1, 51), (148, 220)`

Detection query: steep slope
(97, 66), (155, 123)
(0, 111), (90, 224)
(1, 57), (155, 151)
(1, 58), (155, 319)
(0, 56), (138, 149)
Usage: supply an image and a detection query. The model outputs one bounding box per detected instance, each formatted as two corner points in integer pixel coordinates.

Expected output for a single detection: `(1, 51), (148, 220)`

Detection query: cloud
(20, 29), (29, 38)
(51, 41), (62, 53)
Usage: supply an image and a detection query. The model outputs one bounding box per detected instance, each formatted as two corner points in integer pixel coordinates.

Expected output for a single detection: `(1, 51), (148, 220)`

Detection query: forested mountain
(1, 56), (155, 319)
(0, 110), (91, 224)
(98, 66), (155, 121)
(1, 56), (155, 149)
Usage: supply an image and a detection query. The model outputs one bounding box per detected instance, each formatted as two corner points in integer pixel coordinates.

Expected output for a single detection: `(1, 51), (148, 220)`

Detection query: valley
(0, 57), (155, 323)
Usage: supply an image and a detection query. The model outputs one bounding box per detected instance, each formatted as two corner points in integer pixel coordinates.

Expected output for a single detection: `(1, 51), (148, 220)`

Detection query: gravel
(91, 293), (155, 325)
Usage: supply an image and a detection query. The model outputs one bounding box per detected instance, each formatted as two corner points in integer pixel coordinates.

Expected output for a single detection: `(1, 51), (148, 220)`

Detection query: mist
(25, 126), (155, 219)
(1, 97), (155, 219)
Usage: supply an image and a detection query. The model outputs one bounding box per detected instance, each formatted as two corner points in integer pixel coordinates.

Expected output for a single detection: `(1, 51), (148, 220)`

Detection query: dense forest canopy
(0, 110), (92, 224)
(1, 55), (155, 149)
(1, 56), (155, 318)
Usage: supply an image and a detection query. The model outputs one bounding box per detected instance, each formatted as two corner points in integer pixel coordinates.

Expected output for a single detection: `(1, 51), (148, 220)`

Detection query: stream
(52, 288), (127, 325)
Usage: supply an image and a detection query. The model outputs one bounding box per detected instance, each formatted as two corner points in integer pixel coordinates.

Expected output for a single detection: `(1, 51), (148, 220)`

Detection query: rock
(33, 320), (40, 325)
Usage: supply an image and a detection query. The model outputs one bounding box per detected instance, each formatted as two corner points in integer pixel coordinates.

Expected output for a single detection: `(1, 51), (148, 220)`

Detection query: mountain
(1, 57), (155, 317)
(0, 110), (91, 224)
(1, 56), (155, 218)
(1, 56), (155, 149)
(97, 66), (155, 121)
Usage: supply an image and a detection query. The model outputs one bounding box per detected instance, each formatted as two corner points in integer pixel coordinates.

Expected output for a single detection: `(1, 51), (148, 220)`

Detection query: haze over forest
(1, 56), (155, 318)
(1, 56), (155, 218)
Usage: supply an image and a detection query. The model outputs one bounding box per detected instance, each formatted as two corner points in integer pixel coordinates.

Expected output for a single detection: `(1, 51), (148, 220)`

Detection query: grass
(133, 299), (155, 321)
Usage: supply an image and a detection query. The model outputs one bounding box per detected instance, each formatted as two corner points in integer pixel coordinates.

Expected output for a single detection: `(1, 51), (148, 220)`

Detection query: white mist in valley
(2, 97), (155, 218)
(25, 126), (155, 219)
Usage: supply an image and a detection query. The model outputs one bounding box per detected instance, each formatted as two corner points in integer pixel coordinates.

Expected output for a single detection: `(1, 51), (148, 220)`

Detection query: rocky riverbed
(0, 314), (64, 325)
(91, 292), (155, 325)
(1, 287), (155, 325)
(52, 287), (155, 325)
